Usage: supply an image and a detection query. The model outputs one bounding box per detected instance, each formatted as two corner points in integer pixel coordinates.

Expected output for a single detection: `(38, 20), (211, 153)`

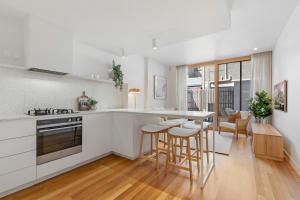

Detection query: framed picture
(154, 75), (167, 100)
(274, 80), (287, 112)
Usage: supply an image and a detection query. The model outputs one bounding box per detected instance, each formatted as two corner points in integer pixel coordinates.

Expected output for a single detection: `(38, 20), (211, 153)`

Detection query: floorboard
(2, 136), (300, 200)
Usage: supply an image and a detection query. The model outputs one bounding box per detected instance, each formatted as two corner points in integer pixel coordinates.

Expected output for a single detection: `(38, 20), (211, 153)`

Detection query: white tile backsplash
(0, 67), (127, 114)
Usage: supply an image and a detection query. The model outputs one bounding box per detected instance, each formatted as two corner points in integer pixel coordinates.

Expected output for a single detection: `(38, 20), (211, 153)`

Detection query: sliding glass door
(217, 61), (251, 116)
(186, 57), (251, 116)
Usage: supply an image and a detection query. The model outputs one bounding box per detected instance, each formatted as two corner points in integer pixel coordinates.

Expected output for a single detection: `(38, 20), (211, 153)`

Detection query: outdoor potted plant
(248, 90), (272, 123)
(112, 60), (124, 91)
(87, 97), (98, 111)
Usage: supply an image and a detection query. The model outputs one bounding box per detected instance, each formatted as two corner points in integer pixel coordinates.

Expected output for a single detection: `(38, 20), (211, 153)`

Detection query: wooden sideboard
(252, 123), (284, 161)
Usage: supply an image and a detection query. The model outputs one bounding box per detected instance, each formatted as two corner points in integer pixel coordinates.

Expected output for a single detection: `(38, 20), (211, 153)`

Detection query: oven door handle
(38, 125), (82, 134)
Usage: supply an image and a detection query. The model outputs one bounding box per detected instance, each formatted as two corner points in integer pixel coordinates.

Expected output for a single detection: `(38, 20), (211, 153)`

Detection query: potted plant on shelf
(112, 60), (124, 91)
(87, 97), (98, 111)
(248, 90), (272, 123)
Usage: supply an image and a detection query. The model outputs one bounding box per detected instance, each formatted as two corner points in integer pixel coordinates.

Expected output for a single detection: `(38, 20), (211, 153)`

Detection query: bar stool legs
(154, 133), (159, 170)
(186, 138), (193, 182)
(165, 128), (201, 182)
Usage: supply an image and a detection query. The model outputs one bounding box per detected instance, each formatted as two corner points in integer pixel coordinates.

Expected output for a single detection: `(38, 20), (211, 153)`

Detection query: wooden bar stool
(139, 124), (169, 170)
(165, 127), (200, 182)
(182, 121), (211, 163)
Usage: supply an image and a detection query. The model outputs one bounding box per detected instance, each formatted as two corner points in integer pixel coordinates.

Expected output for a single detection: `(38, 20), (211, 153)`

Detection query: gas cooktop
(27, 108), (79, 116)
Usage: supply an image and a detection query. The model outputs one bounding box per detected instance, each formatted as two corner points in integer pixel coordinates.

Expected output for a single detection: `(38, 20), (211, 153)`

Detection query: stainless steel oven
(37, 116), (82, 165)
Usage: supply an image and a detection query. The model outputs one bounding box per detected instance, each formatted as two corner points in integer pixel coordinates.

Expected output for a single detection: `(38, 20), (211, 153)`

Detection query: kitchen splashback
(0, 67), (127, 114)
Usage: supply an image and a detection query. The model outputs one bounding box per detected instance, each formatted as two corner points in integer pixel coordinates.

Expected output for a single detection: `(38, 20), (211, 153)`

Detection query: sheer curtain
(176, 65), (188, 110)
(250, 51), (272, 97)
(250, 51), (272, 124)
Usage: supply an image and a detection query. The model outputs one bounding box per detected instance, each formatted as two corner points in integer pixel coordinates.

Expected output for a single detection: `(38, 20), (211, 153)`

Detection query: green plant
(112, 60), (124, 90)
(248, 90), (272, 119)
(87, 97), (98, 107)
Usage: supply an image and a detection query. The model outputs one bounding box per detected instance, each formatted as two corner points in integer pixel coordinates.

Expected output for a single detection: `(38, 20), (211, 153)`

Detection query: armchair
(218, 111), (251, 139)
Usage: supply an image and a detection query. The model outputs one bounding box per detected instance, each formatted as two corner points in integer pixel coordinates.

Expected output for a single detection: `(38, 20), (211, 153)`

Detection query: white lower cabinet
(0, 119), (37, 196)
(111, 113), (135, 159)
(0, 166), (36, 194)
(82, 113), (112, 161)
(0, 136), (35, 158)
(0, 151), (36, 176)
(37, 152), (83, 178)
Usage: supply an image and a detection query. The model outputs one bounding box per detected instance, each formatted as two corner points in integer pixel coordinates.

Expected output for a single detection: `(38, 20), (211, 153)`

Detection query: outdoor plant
(248, 90), (272, 120)
(112, 60), (124, 90)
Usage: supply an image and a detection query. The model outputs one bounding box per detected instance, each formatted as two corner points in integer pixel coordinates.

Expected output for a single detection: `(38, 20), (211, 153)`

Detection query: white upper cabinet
(25, 16), (73, 74)
(0, 13), (25, 68)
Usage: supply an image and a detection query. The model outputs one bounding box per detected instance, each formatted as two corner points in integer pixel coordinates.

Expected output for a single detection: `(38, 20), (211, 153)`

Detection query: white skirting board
(284, 149), (300, 177)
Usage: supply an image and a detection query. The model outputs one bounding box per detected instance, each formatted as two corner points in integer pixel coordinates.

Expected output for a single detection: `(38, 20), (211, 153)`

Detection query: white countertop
(0, 109), (215, 121)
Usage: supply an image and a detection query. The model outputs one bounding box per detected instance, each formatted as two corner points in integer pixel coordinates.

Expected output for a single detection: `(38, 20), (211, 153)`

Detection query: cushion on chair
(240, 111), (250, 119)
(168, 127), (198, 137)
(141, 124), (169, 133)
(219, 122), (236, 130)
(227, 112), (241, 123)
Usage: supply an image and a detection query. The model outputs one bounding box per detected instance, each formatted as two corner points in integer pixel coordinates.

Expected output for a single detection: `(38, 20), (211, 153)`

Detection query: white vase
(90, 105), (97, 111)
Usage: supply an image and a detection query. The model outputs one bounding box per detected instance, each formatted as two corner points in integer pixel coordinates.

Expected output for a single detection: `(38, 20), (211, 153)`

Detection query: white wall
(121, 56), (174, 109)
(73, 42), (119, 80)
(121, 55), (145, 109)
(145, 57), (168, 109)
(273, 1), (300, 169)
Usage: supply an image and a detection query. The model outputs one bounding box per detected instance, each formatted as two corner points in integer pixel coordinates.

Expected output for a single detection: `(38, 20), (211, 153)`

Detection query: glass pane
(218, 62), (240, 116)
(187, 65), (215, 112)
(241, 61), (251, 111)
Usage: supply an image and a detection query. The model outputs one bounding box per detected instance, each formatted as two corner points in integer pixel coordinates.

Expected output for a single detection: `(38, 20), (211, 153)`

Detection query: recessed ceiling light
(253, 47), (258, 51)
(152, 38), (157, 50)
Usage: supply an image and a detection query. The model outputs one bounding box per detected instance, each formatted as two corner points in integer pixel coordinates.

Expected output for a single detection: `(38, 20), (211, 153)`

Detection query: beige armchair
(218, 111), (251, 139)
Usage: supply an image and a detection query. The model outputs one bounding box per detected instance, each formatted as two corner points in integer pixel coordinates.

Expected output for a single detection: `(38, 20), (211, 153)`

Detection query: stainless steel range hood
(28, 68), (68, 76)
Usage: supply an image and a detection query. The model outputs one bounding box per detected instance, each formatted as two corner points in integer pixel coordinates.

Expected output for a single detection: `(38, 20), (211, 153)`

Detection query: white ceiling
(0, 0), (298, 66)
(144, 0), (300, 66)
(0, 0), (230, 55)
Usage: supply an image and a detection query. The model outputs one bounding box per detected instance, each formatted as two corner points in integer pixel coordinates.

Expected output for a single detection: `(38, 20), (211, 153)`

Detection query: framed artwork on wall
(274, 80), (287, 112)
(154, 75), (167, 100)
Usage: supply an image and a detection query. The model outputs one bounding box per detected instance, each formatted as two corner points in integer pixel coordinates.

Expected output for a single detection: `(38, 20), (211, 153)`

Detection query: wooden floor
(2, 136), (300, 200)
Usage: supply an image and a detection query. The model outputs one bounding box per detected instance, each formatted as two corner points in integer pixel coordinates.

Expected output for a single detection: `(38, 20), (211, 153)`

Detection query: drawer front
(0, 136), (36, 158)
(0, 166), (36, 194)
(0, 119), (36, 141)
(0, 151), (36, 176)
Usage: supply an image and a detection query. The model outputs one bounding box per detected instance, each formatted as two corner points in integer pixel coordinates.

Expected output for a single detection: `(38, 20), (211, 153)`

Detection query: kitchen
(0, 5), (216, 198)
(2, 0), (299, 199)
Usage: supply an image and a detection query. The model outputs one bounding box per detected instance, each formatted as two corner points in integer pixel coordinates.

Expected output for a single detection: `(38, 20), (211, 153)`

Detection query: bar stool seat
(141, 124), (169, 133)
(168, 127), (198, 137)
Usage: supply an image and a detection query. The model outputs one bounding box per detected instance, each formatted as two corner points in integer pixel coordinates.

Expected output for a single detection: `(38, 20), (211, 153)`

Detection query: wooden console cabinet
(252, 123), (284, 161)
